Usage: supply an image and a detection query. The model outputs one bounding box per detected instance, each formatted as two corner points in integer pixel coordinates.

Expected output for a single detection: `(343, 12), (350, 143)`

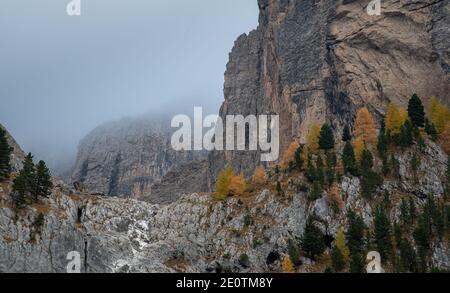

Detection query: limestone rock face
(70, 117), (206, 202)
(68, 0), (450, 196)
(208, 0), (450, 181)
(0, 124), (25, 173)
(141, 159), (209, 205)
(2, 0), (450, 272)
(1, 136), (449, 273)
(0, 192), (86, 273)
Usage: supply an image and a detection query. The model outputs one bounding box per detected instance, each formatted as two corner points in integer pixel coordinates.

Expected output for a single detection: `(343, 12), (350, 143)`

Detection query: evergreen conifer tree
(294, 145), (304, 171)
(308, 181), (322, 202)
(305, 155), (317, 183)
(300, 217), (326, 260)
(397, 120), (414, 148)
(21, 153), (36, 196)
(319, 124), (335, 150)
(11, 172), (26, 210)
(400, 198), (411, 225)
(0, 128), (13, 180)
(377, 121), (389, 158)
(349, 252), (365, 273)
(408, 94), (425, 128)
(360, 149), (379, 199)
(12, 153), (37, 208)
(425, 119), (438, 141)
(342, 125), (352, 142)
(360, 148), (374, 171)
(331, 246), (345, 272)
(374, 206), (393, 261)
(399, 237), (417, 273)
(413, 214), (430, 272)
(342, 141), (358, 176)
(325, 152), (336, 186)
(36, 160), (53, 198)
(409, 197), (417, 223)
(276, 181), (284, 197)
(316, 155), (325, 185)
(346, 210), (366, 254)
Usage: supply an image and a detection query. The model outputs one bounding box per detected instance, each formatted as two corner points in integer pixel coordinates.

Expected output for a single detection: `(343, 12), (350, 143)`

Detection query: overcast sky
(0, 0), (258, 172)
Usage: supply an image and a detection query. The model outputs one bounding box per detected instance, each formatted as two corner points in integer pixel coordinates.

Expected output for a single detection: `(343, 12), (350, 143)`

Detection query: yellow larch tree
(428, 97), (450, 134)
(216, 165), (234, 200)
(385, 103), (402, 135)
(385, 103), (408, 135)
(335, 230), (350, 263)
(229, 172), (246, 197)
(434, 105), (450, 134)
(306, 123), (321, 153)
(428, 96), (440, 123)
(398, 107), (408, 125)
(353, 136), (365, 162)
(282, 256), (295, 273)
(354, 107), (377, 146)
(252, 165), (267, 187)
(281, 141), (300, 170)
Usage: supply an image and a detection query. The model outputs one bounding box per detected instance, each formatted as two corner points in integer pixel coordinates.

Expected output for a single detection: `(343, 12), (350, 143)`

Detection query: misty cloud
(0, 0), (258, 175)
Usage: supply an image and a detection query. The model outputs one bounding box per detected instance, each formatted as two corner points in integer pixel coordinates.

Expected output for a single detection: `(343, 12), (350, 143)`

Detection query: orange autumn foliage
(353, 136), (365, 161)
(281, 141), (300, 170)
(229, 172), (246, 197)
(252, 166), (267, 186)
(282, 256), (295, 273)
(354, 107), (377, 146)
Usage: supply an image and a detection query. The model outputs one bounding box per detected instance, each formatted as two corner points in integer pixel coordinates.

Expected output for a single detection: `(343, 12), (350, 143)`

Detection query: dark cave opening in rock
(266, 251), (280, 265)
(77, 207), (83, 223)
(84, 240), (88, 273)
(324, 234), (335, 249)
(215, 263), (223, 274)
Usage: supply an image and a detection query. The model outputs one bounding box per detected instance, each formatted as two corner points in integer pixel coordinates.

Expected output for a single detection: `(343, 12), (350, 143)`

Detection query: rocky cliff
(4, 0), (449, 273)
(207, 0), (450, 181)
(0, 124), (25, 173)
(1, 134), (449, 273)
(70, 117), (207, 202)
(69, 0), (450, 199)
